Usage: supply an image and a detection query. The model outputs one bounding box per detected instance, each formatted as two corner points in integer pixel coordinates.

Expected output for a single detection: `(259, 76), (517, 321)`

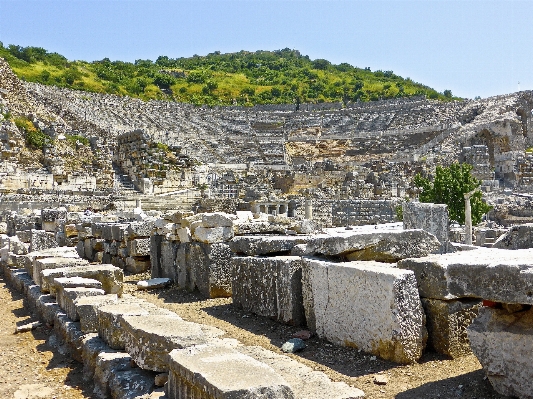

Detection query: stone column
(464, 189), (477, 245)
(305, 199), (313, 220)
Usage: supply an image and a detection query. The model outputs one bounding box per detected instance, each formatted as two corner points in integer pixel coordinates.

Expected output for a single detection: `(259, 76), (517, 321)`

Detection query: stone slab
(33, 256), (88, 286)
(303, 258), (425, 364)
(57, 286), (105, 321)
(306, 228), (441, 261)
(230, 235), (311, 256)
(40, 263), (123, 296)
(167, 345), (294, 399)
(121, 314), (224, 372)
(75, 294), (119, 333)
(397, 248), (533, 303)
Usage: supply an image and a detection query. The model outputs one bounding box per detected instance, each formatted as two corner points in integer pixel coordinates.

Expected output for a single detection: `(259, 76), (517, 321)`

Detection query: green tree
(413, 163), (492, 225)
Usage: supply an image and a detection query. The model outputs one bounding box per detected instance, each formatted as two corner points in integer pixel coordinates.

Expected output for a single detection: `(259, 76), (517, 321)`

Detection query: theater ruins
(1, 56), (533, 398)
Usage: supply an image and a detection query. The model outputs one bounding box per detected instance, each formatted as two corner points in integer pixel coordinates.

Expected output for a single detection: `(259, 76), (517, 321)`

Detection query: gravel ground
(0, 269), (510, 399)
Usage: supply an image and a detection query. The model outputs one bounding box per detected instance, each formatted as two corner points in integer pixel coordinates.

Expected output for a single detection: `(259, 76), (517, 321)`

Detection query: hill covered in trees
(0, 42), (457, 106)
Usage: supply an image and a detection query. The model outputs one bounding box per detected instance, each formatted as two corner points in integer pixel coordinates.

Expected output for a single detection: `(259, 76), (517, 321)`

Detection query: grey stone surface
(33, 256), (89, 286)
(232, 256), (305, 326)
(201, 212), (237, 228)
(403, 202), (449, 253)
(121, 313), (224, 372)
(422, 297), (481, 358)
(129, 238), (151, 257)
(230, 235), (311, 256)
(281, 338), (306, 353)
(307, 227), (441, 262)
(167, 345), (295, 399)
(493, 223), (533, 249)
(75, 294), (119, 333)
(57, 286), (105, 321)
(302, 258), (425, 364)
(397, 248), (533, 303)
(23, 247), (80, 276)
(237, 345), (365, 399)
(29, 229), (58, 252)
(468, 306), (533, 399)
(41, 263), (123, 296)
(193, 226), (234, 244)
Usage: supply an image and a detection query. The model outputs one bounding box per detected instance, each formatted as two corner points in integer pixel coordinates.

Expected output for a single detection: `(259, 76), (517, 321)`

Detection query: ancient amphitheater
(1, 56), (533, 398)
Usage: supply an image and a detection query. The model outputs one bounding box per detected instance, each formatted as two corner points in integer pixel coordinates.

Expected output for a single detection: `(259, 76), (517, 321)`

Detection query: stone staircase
(112, 163), (139, 195)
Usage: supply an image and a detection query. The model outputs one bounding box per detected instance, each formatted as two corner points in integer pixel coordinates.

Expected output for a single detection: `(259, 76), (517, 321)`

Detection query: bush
(413, 163), (492, 225)
(14, 117), (50, 149)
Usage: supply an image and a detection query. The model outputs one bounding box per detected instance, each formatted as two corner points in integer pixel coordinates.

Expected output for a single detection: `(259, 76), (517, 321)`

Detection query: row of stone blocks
(1, 251), (365, 398)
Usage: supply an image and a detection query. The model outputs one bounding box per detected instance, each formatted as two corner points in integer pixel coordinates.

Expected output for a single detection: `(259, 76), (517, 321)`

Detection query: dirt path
(0, 273), (91, 399)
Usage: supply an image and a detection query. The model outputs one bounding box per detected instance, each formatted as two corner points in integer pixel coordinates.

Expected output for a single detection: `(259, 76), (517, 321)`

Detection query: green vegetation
(66, 134), (90, 147)
(0, 42), (459, 106)
(413, 163), (492, 225)
(14, 116), (51, 149)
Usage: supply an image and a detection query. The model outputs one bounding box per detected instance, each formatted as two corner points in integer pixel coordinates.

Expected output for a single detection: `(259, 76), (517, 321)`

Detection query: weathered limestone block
(201, 212), (237, 228)
(232, 256), (305, 326)
(16, 230), (32, 244)
(81, 334), (109, 382)
(129, 238), (151, 256)
(121, 314), (224, 372)
(237, 345), (365, 399)
(397, 248), (533, 303)
(107, 368), (156, 399)
(127, 220), (154, 239)
(151, 237), (177, 281)
(403, 202), (449, 252)
(57, 286), (105, 321)
(76, 241), (85, 258)
(307, 228), (441, 262)
(422, 298), (481, 358)
(193, 226), (234, 244)
(41, 263), (123, 296)
(177, 242), (233, 298)
(41, 208), (67, 232)
(176, 227), (191, 243)
(468, 306), (533, 399)
(230, 235), (310, 256)
(167, 345), (294, 399)
(75, 294), (119, 333)
(302, 259), (426, 364)
(33, 257), (89, 286)
(8, 236), (29, 255)
(493, 223), (533, 249)
(64, 224), (78, 238)
(102, 224), (114, 241)
(29, 229), (58, 253)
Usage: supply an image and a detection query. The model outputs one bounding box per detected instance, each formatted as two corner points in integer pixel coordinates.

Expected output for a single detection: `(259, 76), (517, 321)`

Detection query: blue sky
(0, 0), (531, 99)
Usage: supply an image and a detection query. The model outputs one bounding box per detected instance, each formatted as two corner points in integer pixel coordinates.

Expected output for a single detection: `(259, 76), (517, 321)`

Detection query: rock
(201, 212), (237, 228)
(307, 228), (441, 262)
(129, 238), (151, 256)
(230, 235), (310, 256)
(137, 278), (171, 290)
(422, 298), (481, 358)
(403, 202), (449, 252)
(468, 306), (533, 398)
(302, 258), (425, 364)
(232, 256), (305, 326)
(493, 223), (533, 249)
(193, 226), (233, 244)
(121, 314), (224, 372)
(397, 248), (533, 303)
(374, 374), (389, 385)
(15, 321), (42, 333)
(33, 256), (88, 286)
(167, 345), (295, 399)
(281, 338), (306, 353)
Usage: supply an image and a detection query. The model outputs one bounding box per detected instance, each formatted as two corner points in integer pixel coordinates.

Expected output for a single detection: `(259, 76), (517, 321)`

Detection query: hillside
(0, 42), (457, 106)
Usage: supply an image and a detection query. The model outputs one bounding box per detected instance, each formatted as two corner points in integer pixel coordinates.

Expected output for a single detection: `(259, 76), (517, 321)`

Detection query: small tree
(413, 163), (492, 225)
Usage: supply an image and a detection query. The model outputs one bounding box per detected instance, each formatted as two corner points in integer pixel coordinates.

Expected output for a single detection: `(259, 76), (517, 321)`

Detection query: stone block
(230, 235), (310, 256)
(29, 229), (58, 252)
(302, 258), (426, 364)
(232, 256), (305, 325)
(121, 314), (224, 372)
(193, 226), (234, 244)
(307, 228), (441, 262)
(177, 242), (233, 298)
(16, 230), (32, 244)
(167, 345), (294, 399)
(111, 224), (129, 241)
(201, 212), (237, 228)
(81, 334), (109, 382)
(76, 240), (85, 258)
(8, 236), (29, 255)
(176, 227), (191, 243)
(33, 256), (89, 286)
(41, 208), (67, 223)
(93, 352), (133, 399)
(129, 238), (151, 257)
(403, 202), (449, 252)
(468, 306), (533, 399)
(41, 263), (123, 296)
(57, 286), (105, 321)
(397, 248), (533, 303)
(76, 294), (119, 333)
(64, 224), (78, 238)
(102, 224), (114, 241)
(91, 222), (104, 238)
(127, 220), (154, 239)
(493, 223), (533, 249)
(422, 298), (481, 358)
